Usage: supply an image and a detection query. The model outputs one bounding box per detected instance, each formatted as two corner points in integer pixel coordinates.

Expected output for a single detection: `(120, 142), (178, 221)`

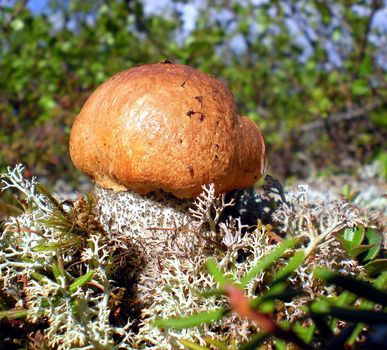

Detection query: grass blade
(0, 308), (28, 320)
(271, 250), (305, 285)
(206, 258), (231, 287)
(240, 238), (296, 289)
(69, 270), (94, 294)
(239, 333), (269, 350)
(179, 339), (211, 350)
(153, 308), (227, 330)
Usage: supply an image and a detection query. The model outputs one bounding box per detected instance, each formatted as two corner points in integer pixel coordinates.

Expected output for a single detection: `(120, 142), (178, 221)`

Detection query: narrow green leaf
(314, 268), (387, 306)
(240, 238), (296, 289)
(292, 322), (315, 344)
(153, 308), (227, 330)
(259, 300), (276, 313)
(52, 262), (61, 282)
(179, 340), (210, 350)
(31, 271), (46, 282)
(204, 338), (228, 350)
(272, 250), (305, 284)
(32, 242), (64, 252)
(69, 270), (94, 294)
(346, 323), (364, 345)
(239, 333), (269, 350)
(0, 308), (28, 320)
(310, 299), (330, 314)
(325, 323), (357, 350)
(336, 290), (357, 306)
(274, 339), (286, 350)
(206, 258), (230, 287)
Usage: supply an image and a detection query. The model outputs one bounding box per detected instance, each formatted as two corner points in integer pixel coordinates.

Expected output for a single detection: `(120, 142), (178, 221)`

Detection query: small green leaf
(336, 291), (357, 306)
(350, 244), (373, 258)
(272, 250), (305, 284)
(31, 272), (46, 282)
(292, 322), (315, 344)
(339, 226), (364, 251)
(310, 299), (330, 314)
(52, 262), (61, 282)
(259, 300), (276, 313)
(153, 308), (227, 330)
(240, 238), (296, 289)
(239, 333), (269, 350)
(32, 242), (64, 252)
(362, 228), (382, 261)
(374, 271), (387, 290)
(179, 339), (210, 350)
(206, 258), (230, 287)
(0, 308), (28, 320)
(365, 259), (387, 277)
(346, 323), (364, 346)
(274, 339), (286, 350)
(203, 338), (228, 350)
(69, 270), (94, 293)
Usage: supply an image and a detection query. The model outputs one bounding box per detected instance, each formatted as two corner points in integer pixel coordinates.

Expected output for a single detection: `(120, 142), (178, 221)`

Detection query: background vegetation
(0, 0), (386, 184)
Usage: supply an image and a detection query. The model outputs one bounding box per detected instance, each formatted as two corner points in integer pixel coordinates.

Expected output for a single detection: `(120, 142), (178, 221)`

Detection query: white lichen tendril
(1, 164), (52, 214)
(273, 185), (367, 258)
(189, 183), (235, 234)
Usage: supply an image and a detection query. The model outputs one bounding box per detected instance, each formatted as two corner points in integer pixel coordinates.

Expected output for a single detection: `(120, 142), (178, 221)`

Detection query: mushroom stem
(93, 185), (194, 242)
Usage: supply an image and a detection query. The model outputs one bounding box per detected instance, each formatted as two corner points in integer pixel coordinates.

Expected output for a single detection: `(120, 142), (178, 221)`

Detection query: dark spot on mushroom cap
(195, 96), (203, 104)
(199, 114), (205, 121)
(180, 78), (188, 87)
(186, 110), (194, 117)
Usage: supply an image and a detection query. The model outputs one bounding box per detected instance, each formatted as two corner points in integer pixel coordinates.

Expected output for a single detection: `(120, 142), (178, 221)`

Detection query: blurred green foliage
(0, 0), (386, 183)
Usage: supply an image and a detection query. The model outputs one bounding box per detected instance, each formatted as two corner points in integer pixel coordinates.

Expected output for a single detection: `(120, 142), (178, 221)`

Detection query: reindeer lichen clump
(0, 165), (384, 349)
(0, 165), (133, 349)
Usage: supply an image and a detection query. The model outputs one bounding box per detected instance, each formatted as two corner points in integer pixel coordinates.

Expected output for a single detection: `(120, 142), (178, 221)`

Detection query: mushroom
(69, 62), (265, 260)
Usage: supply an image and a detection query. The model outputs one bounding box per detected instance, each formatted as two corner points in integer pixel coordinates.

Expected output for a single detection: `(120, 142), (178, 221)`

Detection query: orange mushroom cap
(69, 63), (265, 198)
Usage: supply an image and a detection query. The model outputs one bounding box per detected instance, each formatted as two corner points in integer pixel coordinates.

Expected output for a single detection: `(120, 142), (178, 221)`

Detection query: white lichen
(0, 165), (134, 349)
(0, 165), (383, 349)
